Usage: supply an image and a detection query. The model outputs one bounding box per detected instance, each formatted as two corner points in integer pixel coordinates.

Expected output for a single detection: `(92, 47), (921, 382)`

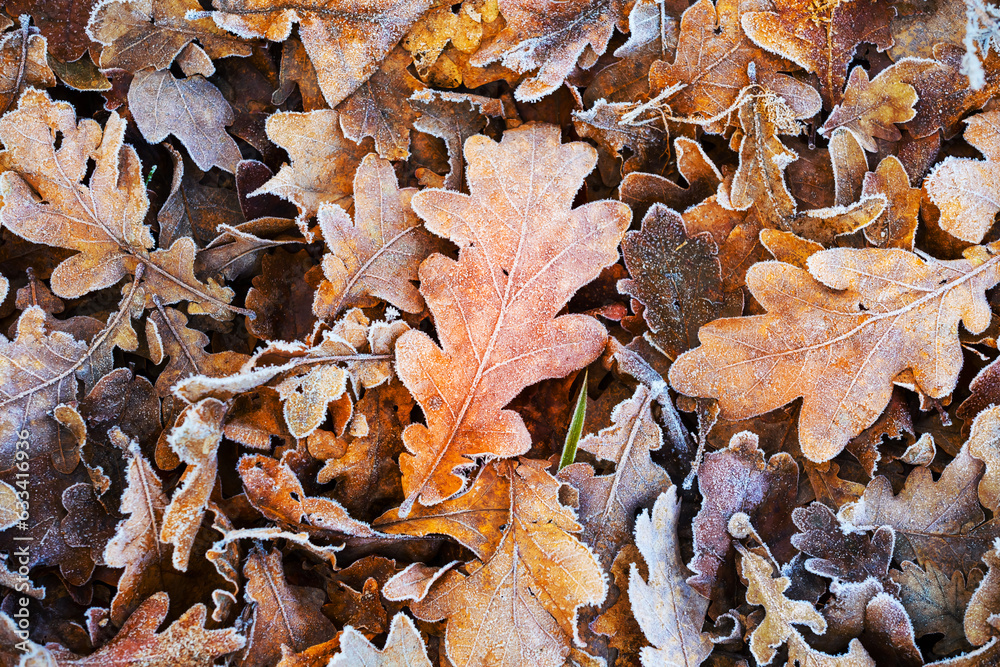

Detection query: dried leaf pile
(4, 0), (1000, 665)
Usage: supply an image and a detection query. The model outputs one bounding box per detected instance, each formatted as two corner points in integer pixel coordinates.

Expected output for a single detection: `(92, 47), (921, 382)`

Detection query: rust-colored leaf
(394, 123), (629, 512)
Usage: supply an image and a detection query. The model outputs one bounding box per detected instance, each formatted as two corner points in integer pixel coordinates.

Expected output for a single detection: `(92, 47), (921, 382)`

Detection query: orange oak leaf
(313, 153), (445, 319)
(160, 398), (227, 571)
(0, 89), (238, 319)
(394, 123), (630, 513)
(206, 0), (431, 108)
(87, 0), (252, 72)
(741, 0), (895, 106)
(254, 109), (372, 225)
(670, 247), (1000, 462)
(377, 458), (607, 667)
(619, 136), (723, 218)
(471, 0), (628, 102)
(648, 0), (793, 131)
(48, 592), (245, 666)
(925, 111), (1000, 243)
(860, 156), (920, 249)
(819, 65), (918, 152)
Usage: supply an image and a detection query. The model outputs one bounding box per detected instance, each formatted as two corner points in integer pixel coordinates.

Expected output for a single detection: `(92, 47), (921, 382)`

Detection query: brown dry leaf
(329, 612), (431, 667)
(254, 109), (372, 225)
(860, 156), (920, 249)
(0, 89), (238, 318)
(157, 147), (243, 248)
(103, 430), (171, 626)
(129, 69), (242, 173)
(6, 0), (97, 62)
(558, 385), (671, 569)
(573, 99), (670, 183)
(648, 0), (792, 131)
(315, 381), (412, 519)
(0, 307), (110, 472)
(840, 443), (1000, 573)
(394, 123), (630, 512)
(669, 247), (1000, 463)
(0, 20), (55, 116)
(48, 592), (245, 666)
(337, 46), (424, 160)
(87, 0), (252, 72)
(246, 249), (318, 342)
(619, 137), (724, 217)
(313, 153), (444, 320)
(688, 431), (798, 598)
(966, 542), (1000, 647)
(409, 89), (489, 191)
(240, 546), (337, 667)
(145, 306), (248, 396)
(160, 398), (226, 571)
(739, 547), (875, 666)
(618, 204), (728, 360)
(470, 0), (627, 102)
(741, 0), (895, 106)
(819, 65), (918, 152)
(926, 111), (1000, 243)
(591, 544), (646, 667)
(378, 458), (606, 667)
(893, 560), (978, 655)
(968, 405), (1000, 513)
(791, 503), (897, 594)
(628, 487), (713, 667)
(207, 0), (430, 108)
(274, 37), (325, 111)
(238, 454), (376, 537)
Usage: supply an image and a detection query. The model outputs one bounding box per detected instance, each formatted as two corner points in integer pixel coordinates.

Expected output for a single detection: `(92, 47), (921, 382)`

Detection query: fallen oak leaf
(329, 612), (432, 667)
(313, 153), (446, 320)
(7, 0), (98, 62)
(160, 398), (227, 572)
(0, 18), (55, 116)
(739, 546), (875, 666)
(87, 0), (253, 72)
(669, 246), (1000, 463)
(840, 442), (1000, 573)
(925, 110), (1000, 243)
(203, 0), (431, 108)
(395, 122), (630, 513)
(337, 46), (425, 161)
(0, 88), (244, 319)
(129, 69), (242, 173)
(240, 545), (337, 667)
(557, 384), (672, 569)
(819, 65), (918, 152)
(470, 0), (628, 102)
(378, 458), (607, 667)
(48, 591), (245, 666)
(740, 0), (895, 107)
(687, 431), (798, 598)
(893, 560), (979, 655)
(253, 108), (372, 228)
(628, 488), (713, 667)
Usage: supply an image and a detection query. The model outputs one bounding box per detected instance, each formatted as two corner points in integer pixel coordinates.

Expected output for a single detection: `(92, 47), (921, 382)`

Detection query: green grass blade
(558, 369), (588, 471)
